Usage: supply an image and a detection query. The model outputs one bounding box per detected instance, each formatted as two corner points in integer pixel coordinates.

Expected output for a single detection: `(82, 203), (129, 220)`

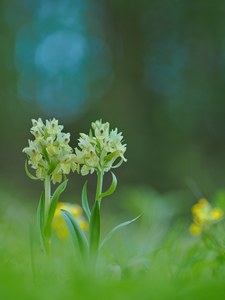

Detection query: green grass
(1, 185), (225, 300)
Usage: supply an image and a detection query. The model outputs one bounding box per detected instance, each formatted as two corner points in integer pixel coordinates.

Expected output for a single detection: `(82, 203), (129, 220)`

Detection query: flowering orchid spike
(74, 119), (127, 176)
(23, 117), (77, 254)
(23, 118), (77, 184)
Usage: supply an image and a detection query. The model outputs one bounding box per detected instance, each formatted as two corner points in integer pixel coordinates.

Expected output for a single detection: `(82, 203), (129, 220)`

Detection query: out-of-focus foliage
(1, 186), (225, 300)
(1, 2), (225, 298)
(1, 0), (225, 196)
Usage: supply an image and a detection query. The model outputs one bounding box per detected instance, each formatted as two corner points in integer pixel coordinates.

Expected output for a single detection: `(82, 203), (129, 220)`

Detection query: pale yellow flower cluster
(74, 120), (127, 175)
(189, 198), (224, 236)
(52, 202), (88, 238)
(23, 118), (77, 184)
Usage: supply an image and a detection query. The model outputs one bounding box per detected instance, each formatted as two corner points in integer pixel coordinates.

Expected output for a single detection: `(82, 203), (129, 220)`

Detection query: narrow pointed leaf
(37, 192), (45, 243)
(25, 160), (39, 180)
(82, 181), (91, 221)
(45, 179), (68, 237)
(89, 129), (93, 138)
(112, 158), (123, 169)
(97, 172), (117, 200)
(61, 209), (88, 257)
(104, 151), (119, 163)
(89, 201), (100, 258)
(49, 179), (68, 221)
(100, 215), (141, 249)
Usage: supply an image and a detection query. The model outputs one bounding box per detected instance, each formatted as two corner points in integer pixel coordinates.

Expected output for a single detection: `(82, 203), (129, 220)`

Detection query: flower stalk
(44, 176), (51, 217)
(61, 119), (139, 268)
(95, 170), (104, 203)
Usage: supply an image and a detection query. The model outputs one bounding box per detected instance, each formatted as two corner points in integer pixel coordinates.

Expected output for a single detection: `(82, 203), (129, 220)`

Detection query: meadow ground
(1, 184), (225, 300)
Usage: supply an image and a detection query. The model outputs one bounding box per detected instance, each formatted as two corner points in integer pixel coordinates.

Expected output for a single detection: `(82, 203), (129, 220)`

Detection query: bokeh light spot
(35, 30), (87, 75)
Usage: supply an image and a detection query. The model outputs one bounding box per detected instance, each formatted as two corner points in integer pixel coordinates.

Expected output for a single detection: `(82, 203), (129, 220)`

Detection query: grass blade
(100, 215), (141, 249)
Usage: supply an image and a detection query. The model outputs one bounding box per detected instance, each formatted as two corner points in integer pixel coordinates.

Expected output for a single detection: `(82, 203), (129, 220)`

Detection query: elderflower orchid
(23, 118), (77, 184)
(74, 119), (127, 176)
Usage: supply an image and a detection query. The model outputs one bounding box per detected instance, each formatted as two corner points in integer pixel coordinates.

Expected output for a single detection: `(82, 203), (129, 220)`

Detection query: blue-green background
(1, 1), (225, 299)
(1, 0), (225, 196)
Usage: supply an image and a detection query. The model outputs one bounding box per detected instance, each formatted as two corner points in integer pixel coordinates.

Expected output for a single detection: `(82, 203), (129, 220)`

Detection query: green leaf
(45, 179), (68, 238)
(104, 151), (119, 163)
(112, 158), (123, 169)
(42, 147), (50, 163)
(89, 201), (100, 258)
(89, 129), (93, 138)
(97, 172), (117, 200)
(61, 209), (88, 257)
(100, 215), (141, 249)
(25, 160), (39, 180)
(37, 192), (45, 244)
(82, 181), (91, 221)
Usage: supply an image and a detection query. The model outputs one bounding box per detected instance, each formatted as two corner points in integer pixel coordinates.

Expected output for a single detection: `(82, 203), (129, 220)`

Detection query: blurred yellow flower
(189, 198), (224, 236)
(52, 202), (88, 238)
(189, 223), (201, 236)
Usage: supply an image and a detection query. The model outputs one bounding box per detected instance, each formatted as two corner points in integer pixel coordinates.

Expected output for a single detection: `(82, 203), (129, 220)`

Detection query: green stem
(44, 175), (51, 255)
(95, 169), (104, 203)
(44, 175), (51, 217)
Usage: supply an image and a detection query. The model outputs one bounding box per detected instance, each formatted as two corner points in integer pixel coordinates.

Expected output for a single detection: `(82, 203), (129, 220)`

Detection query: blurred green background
(2, 2), (225, 299)
(1, 0), (225, 199)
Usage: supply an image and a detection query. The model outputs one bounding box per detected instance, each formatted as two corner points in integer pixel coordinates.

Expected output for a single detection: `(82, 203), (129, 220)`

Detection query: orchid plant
(61, 120), (139, 265)
(23, 118), (139, 262)
(23, 118), (77, 253)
